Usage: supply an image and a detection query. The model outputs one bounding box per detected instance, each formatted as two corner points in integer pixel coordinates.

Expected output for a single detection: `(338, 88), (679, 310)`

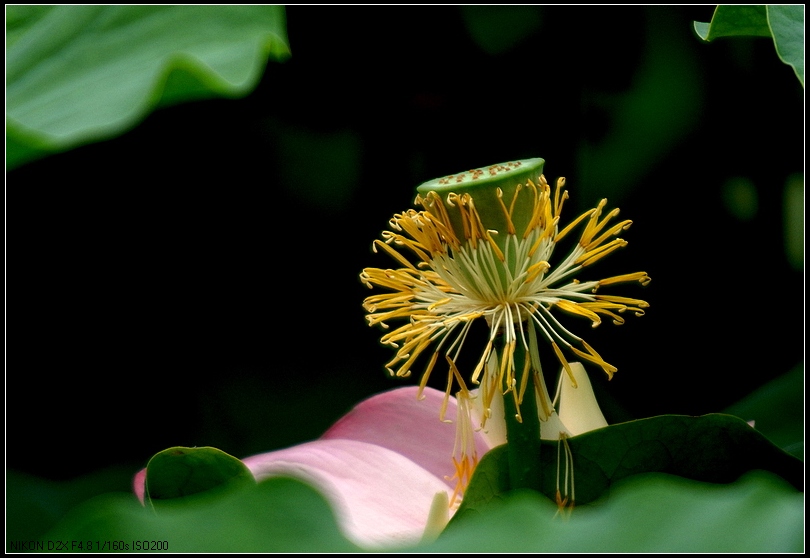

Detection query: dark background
(9, 6), (803, 483)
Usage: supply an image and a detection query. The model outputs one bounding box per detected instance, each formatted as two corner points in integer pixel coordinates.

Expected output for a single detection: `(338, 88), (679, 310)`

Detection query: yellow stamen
(525, 260), (551, 283)
(372, 239), (421, 270)
(496, 187), (518, 235)
(597, 272), (651, 288)
(551, 342), (577, 388)
(517, 346), (531, 405)
(570, 340), (616, 379)
(580, 201), (621, 248)
(576, 238), (628, 267)
(553, 177), (569, 219)
(484, 230), (506, 262)
(593, 294), (650, 308)
(555, 299), (602, 325)
(416, 352), (440, 400)
(585, 219), (633, 251)
(555, 207), (596, 243)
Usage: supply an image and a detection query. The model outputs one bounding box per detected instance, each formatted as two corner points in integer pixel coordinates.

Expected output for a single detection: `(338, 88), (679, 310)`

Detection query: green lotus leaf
(41, 477), (359, 553)
(145, 446), (254, 504)
(434, 471), (802, 552)
(767, 5), (804, 86)
(6, 5), (290, 169)
(693, 5), (803, 86)
(693, 6), (771, 40)
(455, 412), (803, 520)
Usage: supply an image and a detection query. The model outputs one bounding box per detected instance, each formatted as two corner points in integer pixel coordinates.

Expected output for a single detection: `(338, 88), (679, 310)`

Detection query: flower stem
(501, 338), (542, 492)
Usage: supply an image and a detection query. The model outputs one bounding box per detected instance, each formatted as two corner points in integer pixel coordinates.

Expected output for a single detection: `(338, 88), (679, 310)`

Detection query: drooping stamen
(551, 342), (577, 388)
(554, 432), (575, 517)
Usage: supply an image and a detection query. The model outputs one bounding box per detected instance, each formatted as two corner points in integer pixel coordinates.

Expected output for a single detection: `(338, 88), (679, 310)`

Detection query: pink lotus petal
(131, 387), (490, 548)
(133, 468), (146, 504)
(242, 438), (452, 548)
(322, 386), (491, 487)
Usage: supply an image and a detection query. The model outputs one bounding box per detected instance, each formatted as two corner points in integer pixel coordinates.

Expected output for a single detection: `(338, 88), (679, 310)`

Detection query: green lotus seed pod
(415, 158), (546, 251)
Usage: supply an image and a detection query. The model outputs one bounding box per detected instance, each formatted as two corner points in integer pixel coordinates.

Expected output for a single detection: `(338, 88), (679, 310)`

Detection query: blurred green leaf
(145, 446), (254, 503)
(724, 364), (804, 458)
(721, 176), (759, 221)
(6, 5), (290, 169)
(577, 7), (703, 204)
(38, 471), (802, 552)
(783, 174), (804, 270)
(432, 471), (803, 552)
(694, 5), (804, 86)
(6, 467), (134, 544)
(43, 477), (360, 552)
(269, 119), (363, 211)
(455, 413), (802, 522)
(460, 6), (542, 55)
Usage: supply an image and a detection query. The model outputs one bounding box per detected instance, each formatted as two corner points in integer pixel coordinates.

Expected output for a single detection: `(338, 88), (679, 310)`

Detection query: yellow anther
(598, 272), (651, 287)
(552, 342), (577, 388)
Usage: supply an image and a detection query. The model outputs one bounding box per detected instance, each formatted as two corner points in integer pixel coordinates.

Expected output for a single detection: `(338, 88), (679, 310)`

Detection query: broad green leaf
(6, 5), (290, 169)
(431, 471), (803, 552)
(145, 446), (254, 504)
(693, 5), (804, 87)
(42, 477), (360, 552)
(38, 471), (802, 552)
(455, 413), (802, 521)
(767, 5), (804, 86)
(693, 6), (771, 40)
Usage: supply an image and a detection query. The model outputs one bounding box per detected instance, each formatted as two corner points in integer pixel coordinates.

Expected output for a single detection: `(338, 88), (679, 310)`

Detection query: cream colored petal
(558, 361), (609, 436)
(539, 410), (571, 441)
(468, 387), (506, 449)
(420, 491), (450, 544)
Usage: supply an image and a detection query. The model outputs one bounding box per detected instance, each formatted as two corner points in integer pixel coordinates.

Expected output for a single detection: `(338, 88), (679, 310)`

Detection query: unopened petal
(557, 362), (609, 436)
(243, 438), (452, 549)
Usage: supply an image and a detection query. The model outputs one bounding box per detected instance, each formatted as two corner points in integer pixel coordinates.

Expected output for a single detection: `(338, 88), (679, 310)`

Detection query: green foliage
(723, 364), (804, 458)
(5, 5), (290, 169)
(144, 446), (254, 504)
(576, 7), (704, 204)
(693, 6), (771, 39)
(433, 471), (803, 552)
(6, 6), (803, 553)
(35, 469), (802, 553)
(42, 478), (360, 553)
(454, 413), (803, 522)
(694, 5), (804, 86)
(460, 6), (542, 55)
(6, 467), (134, 544)
(37, 411), (799, 552)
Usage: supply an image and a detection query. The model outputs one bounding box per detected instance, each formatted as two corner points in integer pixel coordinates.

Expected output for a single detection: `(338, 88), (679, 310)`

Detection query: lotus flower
(134, 386), (489, 548)
(134, 365), (607, 548)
